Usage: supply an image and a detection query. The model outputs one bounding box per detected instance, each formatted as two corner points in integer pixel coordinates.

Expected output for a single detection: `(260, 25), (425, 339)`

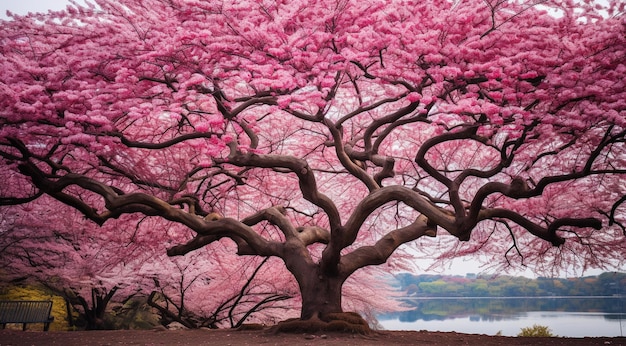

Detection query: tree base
(269, 312), (372, 334)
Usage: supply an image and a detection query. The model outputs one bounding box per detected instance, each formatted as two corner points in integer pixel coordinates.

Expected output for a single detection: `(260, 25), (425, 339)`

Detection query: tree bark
(298, 267), (345, 320)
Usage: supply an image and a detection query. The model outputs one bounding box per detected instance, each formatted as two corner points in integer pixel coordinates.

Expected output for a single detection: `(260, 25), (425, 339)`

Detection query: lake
(377, 297), (626, 337)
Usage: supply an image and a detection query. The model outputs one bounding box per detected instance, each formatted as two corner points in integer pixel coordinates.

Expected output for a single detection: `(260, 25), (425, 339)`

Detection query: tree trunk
(298, 267), (345, 320)
(271, 264), (371, 334)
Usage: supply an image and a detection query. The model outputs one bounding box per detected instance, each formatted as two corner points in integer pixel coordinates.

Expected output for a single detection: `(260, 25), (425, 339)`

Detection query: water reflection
(377, 297), (626, 337)
(380, 297), (626, 323)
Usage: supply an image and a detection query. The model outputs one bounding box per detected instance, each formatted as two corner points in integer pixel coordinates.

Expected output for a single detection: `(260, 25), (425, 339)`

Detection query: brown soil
(0, 329), (624, 346)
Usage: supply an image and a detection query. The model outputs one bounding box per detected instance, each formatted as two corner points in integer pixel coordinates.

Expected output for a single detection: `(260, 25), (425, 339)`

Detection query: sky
(0, 0), (84, 20)
(0, 0), (618, 279)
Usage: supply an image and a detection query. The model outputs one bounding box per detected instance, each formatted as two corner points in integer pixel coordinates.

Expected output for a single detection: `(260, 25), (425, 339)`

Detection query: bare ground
(0, 329), (624, 346)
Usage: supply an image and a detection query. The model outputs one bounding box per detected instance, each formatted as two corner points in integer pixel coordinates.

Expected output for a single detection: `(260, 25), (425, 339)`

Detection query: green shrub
(517, 324), (556, 337)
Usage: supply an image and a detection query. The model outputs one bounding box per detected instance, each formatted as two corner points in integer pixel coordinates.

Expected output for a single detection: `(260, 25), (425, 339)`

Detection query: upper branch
(20, 158), (290, 260)
(415, 125), (484, 218)
(109, 131), (219, 150)
(225, 149), (342, 231)
(324, 118), (380, 191)
(339, 214), (436, 277)
(0, 191), (44, 206)
(241, 205), (330, 245)
(481, 208), (601, 246)
(326, 185), (455, 258)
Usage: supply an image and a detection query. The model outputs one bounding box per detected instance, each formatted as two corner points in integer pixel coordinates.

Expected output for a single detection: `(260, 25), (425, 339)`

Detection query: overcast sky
(0, 0), (83, 20)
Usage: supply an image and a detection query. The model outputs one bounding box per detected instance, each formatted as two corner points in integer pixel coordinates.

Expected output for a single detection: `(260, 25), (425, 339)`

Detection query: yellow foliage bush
(0, 285), (71, 331)
(517, 324), (556, 337)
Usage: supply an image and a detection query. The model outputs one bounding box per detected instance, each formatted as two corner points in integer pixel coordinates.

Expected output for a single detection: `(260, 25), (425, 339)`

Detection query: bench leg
(44, 323), (50, 331)
(22, 323), (27, 331)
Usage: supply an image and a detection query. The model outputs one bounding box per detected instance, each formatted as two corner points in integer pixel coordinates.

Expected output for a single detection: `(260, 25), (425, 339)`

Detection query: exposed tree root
(269, 312), (373, 334)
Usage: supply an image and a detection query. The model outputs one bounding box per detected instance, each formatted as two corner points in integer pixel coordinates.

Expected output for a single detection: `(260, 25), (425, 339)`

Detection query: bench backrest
(0, 301), (53, 323)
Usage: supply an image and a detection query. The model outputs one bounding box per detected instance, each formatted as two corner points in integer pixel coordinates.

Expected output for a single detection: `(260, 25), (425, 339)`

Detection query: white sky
(0, 0), (618, 279)
(0, 0), (83, 20)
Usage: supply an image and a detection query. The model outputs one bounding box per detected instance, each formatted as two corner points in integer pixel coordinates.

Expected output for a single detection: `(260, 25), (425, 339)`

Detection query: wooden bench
(0, 300), (54, 331)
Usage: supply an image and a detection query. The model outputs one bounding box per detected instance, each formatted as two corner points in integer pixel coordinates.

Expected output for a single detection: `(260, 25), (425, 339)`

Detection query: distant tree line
(394, 272), (626, 297)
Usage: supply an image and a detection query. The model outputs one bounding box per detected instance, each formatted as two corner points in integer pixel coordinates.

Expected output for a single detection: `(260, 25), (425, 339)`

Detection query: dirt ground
(0, 329), (624, 346)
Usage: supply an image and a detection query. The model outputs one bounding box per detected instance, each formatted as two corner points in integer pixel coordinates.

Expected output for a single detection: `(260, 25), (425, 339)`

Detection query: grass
(517, 324), (556, 337)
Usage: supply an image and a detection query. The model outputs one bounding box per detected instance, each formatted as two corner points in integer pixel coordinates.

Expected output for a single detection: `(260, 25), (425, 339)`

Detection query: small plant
(517, 324), (556, 337)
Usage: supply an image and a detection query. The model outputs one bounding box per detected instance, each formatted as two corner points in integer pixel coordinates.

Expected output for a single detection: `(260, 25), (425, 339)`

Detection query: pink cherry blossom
(0, 0), (624, 326)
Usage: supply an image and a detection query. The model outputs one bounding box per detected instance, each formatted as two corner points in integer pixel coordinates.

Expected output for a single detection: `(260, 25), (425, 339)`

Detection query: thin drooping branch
(231, 294), (291, 329)
(147, 291), (199, 329)
(97, 155), (180, 192)
(228, 257), (269, 327)
(227, 257), (288, 328)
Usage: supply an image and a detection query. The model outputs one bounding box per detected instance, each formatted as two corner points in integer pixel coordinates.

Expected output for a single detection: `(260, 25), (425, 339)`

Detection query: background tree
(1, 0), (625, 330)
(146, 253), (295, 329)
(0, 202), (154, 329)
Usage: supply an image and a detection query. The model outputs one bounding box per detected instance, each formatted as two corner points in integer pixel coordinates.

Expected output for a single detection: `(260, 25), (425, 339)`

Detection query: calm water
(377, 297), (626, 337)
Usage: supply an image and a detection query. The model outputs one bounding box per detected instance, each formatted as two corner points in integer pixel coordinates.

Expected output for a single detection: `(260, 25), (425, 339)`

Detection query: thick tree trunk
(298, 268), (345, 320)
(272, 264), (371, 334)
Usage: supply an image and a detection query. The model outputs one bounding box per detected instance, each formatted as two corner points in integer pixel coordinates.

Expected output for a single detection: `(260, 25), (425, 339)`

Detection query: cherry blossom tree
(147, 254), (295, 329)
(0, 202), (152, 329)
(0, 201), (309, 329)
(1, 0), (625, 329)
